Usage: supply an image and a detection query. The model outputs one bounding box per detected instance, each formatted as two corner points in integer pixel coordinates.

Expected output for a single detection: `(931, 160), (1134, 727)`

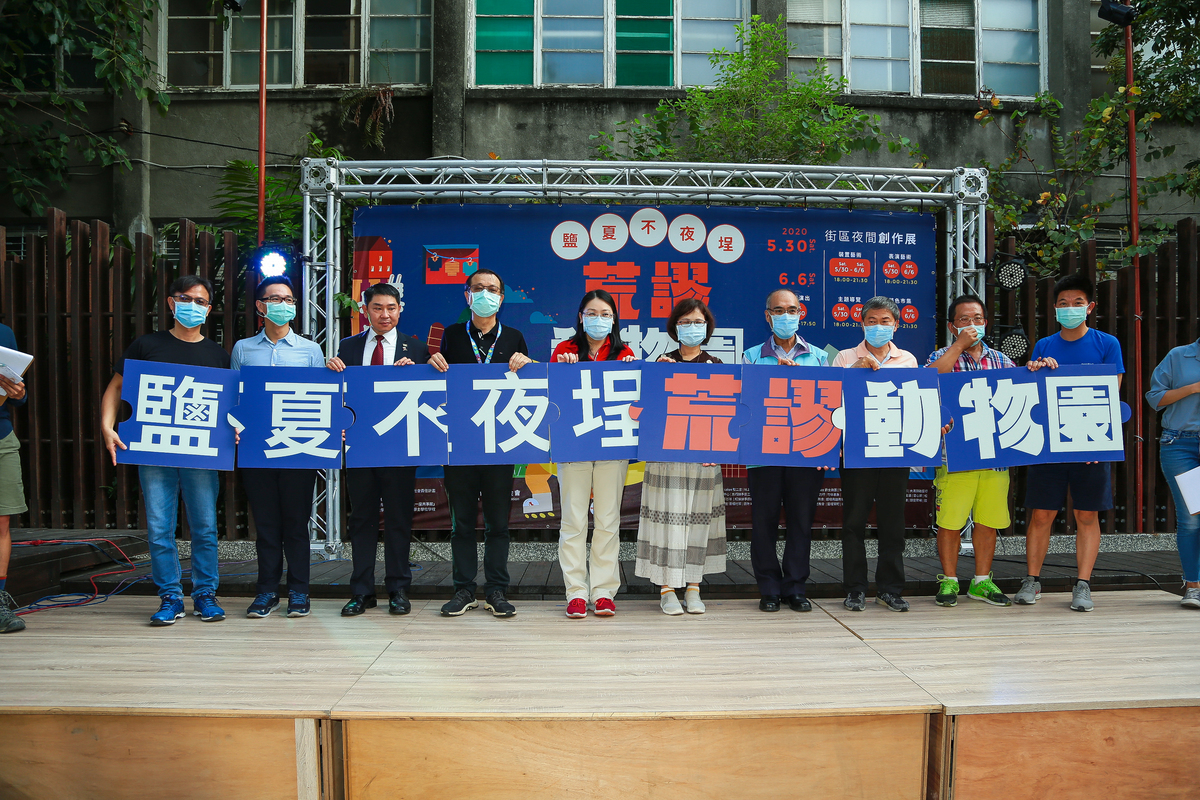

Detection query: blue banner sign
(115, 359), (239, 471)
(342, 364), (449, 468)
(841, 367), (944, 469)
(233, 367), (350, 469)
(444, 363), (554, 466)
(547, 361), (641, 463)
(738, 364), (844, 468)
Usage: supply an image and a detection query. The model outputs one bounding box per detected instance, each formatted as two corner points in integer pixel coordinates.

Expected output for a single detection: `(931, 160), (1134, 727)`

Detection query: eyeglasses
(261, 296), (297, 306)
(676, 321), (707, 329)
(173, 295), (210, 308)
(953, 315), (986, 325)
(581, 311), (614, 320)
(470, 286), (503, 296)
(768, 307), (800, 316)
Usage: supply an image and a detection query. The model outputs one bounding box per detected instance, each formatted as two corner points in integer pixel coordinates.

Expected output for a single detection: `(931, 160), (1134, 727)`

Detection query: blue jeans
(1159, 431), (1200, 583)
(139, 465), (221, 598)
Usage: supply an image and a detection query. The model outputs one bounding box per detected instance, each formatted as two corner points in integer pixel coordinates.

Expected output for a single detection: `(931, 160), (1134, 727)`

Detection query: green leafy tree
(1093, 0), (1199, 125)
(0, 0), (169, 215)
(592, 15), (921, 165)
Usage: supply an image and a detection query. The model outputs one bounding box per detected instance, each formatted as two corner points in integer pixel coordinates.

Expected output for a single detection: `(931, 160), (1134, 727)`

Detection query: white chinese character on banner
(863, 381), (903, 457)
(701, 327), (744, 367)
(129, 373), (224, 456)
(572, 370), (603, 436)
(905, 233), (917, 245)
(373, 380), (449, 456)
(899, 379), (941, 457)
(471, 372), (550, 453)
(263, 383), (340, 459)
(958, 377), (999, 459)
(992, 379), (1044, 455)
(601, 369), (640, 446)
(1045, 376), (1121, 452)
(620, 325), (676, 361)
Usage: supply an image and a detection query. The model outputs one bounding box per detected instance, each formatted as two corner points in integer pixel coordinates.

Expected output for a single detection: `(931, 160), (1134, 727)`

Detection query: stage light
(990, 254), (1029, 291)
(1098, 0), (1137, 27)
(250, 244), (294, 279)
(990, 326), (1030, 362)
(223, 0), (243, 10)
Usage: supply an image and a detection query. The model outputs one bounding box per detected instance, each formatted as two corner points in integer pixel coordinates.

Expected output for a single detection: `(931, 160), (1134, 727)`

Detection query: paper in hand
(1174, 464), (1200, 517)
(0, 344), (31, 397)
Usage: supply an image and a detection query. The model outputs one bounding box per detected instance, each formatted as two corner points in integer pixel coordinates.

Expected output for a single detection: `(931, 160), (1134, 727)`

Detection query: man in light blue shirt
(231, 276), (325, 620)
(742, 289), (828, 613)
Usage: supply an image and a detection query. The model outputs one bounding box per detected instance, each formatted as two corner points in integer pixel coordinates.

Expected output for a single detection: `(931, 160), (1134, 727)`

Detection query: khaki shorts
(0, 431), (28, 516)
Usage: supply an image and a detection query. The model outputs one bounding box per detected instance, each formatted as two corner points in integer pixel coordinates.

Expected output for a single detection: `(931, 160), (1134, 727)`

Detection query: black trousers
(840, 466), (909, 596)
(747, 466), (825, 597)
(346, 466), (417, 596)
(241, 468), (317, 595)
(443, 464), (513, 595)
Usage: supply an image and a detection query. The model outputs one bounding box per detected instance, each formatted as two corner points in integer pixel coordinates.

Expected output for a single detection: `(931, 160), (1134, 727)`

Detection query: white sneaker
(1181, 586), (1200, 609)
(685, 588), (706, 614)
(660, 590), (684, 616)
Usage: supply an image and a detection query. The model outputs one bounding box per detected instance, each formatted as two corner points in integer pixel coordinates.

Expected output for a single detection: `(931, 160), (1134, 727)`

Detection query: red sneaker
(566, 598), (587, 618)
(593, 597), (616, 616)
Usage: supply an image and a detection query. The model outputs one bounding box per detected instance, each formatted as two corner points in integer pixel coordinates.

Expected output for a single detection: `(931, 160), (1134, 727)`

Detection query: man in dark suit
(327, 282), (432, 617)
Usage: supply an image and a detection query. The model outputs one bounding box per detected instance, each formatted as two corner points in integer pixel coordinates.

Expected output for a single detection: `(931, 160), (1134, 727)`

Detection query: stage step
(57, 550), (1183, 601)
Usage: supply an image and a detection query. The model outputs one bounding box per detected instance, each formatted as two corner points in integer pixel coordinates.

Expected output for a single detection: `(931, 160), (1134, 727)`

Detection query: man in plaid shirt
(925, 295), (1016, 608)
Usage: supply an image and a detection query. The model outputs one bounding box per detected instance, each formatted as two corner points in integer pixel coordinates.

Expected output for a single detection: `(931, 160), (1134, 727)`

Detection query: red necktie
(371, 333), (385, 366)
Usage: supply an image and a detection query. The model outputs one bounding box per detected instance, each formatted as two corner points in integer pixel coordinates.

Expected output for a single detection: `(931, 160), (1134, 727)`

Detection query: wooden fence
(0, 209), (1196, 538)
(0, 210), (259, 537)
(990, 217), (1199, 536)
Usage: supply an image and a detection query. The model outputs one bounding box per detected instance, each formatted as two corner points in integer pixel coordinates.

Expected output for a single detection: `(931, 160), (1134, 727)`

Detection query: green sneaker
(968, 573), (1012, 607)
(935, 575), (959, 607)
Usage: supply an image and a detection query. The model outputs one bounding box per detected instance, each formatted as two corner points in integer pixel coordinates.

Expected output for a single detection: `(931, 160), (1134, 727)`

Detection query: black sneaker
(246, 592), (279, 618)
(441, 588), (479, 616)
(876, 592), (910, 612)
(485, 590), (516, 618)
(287, 591), (311, 618)
(844, 591), (867, 611)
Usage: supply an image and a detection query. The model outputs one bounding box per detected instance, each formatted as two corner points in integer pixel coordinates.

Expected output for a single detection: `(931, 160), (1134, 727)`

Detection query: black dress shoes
(388, 590), (411, 615)
(759, 595), (781, 612)
(786, 595), (812, 612)
(341, 595), (377, 616)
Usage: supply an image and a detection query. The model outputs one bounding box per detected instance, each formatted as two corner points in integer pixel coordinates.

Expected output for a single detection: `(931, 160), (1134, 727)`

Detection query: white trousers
(557, 460), (629, 602)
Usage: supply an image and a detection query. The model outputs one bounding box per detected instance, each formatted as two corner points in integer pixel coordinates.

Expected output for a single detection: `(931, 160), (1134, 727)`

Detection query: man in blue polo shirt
(231, 276), (325, 620)
(743, 288), (828, 613)
(1022, 274), (1123, 612)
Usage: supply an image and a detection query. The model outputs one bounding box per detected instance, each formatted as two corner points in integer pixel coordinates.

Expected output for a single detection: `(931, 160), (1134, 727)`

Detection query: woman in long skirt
(635, 298), (727, 615)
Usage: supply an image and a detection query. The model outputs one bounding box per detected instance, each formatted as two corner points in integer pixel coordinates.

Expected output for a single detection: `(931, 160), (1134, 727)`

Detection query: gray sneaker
(1181, 586), (1200, 609)
(1070, 580), (1094, 612)
(1014, 576), (1041, 605)
(843, 591), (866, 612)
(0, 590), (26, 633)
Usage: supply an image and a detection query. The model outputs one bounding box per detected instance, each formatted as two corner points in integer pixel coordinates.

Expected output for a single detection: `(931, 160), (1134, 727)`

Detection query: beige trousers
(557, 460), (628, 602)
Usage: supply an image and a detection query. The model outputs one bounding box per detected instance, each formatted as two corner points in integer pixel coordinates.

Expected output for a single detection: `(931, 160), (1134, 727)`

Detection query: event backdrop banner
(350, 203), (939, 364)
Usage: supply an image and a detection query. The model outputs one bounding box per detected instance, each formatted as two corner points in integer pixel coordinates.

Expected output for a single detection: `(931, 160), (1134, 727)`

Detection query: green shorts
(0, 431), (28, 516)
(933, 466), (1010, 531)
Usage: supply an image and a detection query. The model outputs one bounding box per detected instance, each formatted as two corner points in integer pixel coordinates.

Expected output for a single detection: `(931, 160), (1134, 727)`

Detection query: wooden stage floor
(3, 592), (1198, 799)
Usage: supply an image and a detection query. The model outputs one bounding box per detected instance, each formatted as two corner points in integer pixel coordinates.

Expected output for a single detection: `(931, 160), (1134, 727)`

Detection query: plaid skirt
(634, 462), (727, 588)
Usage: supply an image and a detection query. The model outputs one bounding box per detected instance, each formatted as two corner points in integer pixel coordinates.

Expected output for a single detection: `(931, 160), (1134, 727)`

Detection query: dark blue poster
(547, 362), (640, 463)
(232, 367), (349, 469)
(115, 359), (238, 471)
(444, 363), (553, 466)
(738, 364), (843, 468)
(351, 203), (938, 367)
(840, 367), (944, 469)
(940, 365), (1127, 471)
(342, 365), (449, 467)
(635, 361), (745, 464)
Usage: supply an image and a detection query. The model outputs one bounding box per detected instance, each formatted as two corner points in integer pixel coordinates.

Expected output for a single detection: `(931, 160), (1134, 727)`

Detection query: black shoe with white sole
(440, 588), (479, 616)
(485, 590), (516, 617)
(875, 592), (910, 612)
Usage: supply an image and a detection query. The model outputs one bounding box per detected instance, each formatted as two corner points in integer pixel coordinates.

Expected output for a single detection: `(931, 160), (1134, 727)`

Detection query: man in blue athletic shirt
(1022, 274), (1124, 612)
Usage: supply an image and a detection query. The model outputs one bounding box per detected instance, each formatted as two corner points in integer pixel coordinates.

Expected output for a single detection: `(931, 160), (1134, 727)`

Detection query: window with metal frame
(164, 0), (431, 88)
(472, 0), (744, 88)
(787, 0), (1043, 98)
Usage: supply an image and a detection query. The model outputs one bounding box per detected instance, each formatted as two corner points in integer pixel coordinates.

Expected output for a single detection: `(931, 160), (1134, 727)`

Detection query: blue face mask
(677, 323), (707, 347)
(771, 313), (800, 340)
(173, 300), (209, 329)
(581, 315), (613, 340)
(264, 302), (296, 327)
(864, 324), (894, 347)
(1055, 306), (1088, 329)
(956, 324), (987, 341)
(469, 289), (502, 317)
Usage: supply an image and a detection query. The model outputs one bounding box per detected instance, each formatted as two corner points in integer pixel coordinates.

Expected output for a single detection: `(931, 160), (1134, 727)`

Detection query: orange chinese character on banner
(661, 372), (741, 452)
(651, 261), (711, 318)
(584, 261), (641, 320)
(762, 377), (841, 456)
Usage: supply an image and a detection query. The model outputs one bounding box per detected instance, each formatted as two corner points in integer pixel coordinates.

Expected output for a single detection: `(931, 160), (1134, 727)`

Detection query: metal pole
(1125, 8), (1144, 533)
(256, 0), (267, 246)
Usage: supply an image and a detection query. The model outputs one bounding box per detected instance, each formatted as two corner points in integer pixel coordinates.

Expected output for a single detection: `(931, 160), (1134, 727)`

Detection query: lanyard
(467, 321), (502, 364)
